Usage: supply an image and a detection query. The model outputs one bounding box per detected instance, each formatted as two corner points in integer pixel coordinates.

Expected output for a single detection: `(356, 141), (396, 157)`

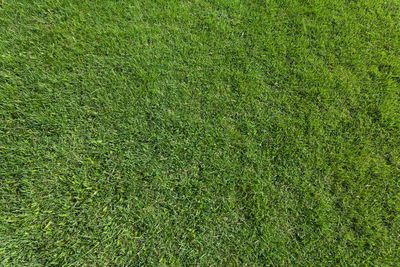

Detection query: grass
(1, 0), (399, 265)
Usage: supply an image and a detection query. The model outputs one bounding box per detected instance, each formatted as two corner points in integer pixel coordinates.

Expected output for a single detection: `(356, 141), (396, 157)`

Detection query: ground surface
(1, 0), (400, 265)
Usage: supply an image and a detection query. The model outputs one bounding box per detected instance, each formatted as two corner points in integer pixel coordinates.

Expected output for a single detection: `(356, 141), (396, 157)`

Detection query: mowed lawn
(1, 0), (399, 265)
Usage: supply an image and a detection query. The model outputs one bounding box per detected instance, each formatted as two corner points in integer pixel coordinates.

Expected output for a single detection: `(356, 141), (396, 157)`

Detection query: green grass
(1, 0), (400, 265)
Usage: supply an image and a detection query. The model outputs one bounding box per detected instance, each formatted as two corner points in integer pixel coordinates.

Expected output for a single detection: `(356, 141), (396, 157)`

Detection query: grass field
(1, 0), (400, 265)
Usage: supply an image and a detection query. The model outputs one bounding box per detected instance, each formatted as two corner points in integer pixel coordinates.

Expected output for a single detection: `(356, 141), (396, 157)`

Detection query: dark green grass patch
(1, 0), (399, 265)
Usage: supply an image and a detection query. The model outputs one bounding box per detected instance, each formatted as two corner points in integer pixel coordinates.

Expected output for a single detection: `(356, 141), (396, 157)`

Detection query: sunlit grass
(1, 0), (399, 265)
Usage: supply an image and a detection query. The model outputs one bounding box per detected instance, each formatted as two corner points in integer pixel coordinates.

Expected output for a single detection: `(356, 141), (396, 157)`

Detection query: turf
(1, 0), (400, 265)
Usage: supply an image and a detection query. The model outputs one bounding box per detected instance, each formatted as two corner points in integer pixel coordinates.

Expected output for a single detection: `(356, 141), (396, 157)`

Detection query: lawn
(1, 0), (399, 265)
